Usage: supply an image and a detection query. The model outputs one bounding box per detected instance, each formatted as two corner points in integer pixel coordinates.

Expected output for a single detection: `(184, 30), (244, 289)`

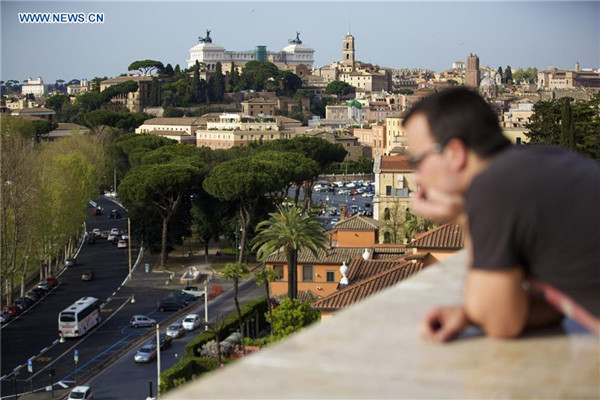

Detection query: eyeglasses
(408, 143), (443, 170)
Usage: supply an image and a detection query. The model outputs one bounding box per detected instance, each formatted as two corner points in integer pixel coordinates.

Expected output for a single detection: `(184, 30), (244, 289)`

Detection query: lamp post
(204, 277), (210, 331)
(128, 218), (132, 280)
(156, 324), (161, 395)
(74, 349), (79, 384)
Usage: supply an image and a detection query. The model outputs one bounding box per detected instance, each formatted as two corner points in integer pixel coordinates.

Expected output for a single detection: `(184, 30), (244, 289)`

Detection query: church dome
(479, 75), (497, 88)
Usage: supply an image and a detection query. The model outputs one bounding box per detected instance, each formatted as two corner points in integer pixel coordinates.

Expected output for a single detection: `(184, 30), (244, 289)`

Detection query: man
(403, 87), (600, 342)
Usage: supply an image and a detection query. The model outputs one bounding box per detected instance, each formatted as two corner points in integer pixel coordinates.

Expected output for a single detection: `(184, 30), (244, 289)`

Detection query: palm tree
(252, 205), (328, 300)
(254, 268), (278, 332)
(221, 262), (249, 353)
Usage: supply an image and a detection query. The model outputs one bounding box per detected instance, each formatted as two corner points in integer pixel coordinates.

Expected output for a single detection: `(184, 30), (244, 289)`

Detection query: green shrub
(159, 356), (218, 394)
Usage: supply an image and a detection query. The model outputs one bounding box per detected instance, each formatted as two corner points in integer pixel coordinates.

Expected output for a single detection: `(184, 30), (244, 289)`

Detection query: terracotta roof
(346, 257), (406, 283)
(275, 290), (322, 304)
(333, 214), (382, 231)
(143, 117), (201, 126)
(372, 245), (409, 260)
(266, 247), (365, 265)
(54, 123), (87, 131)
(313, 259), (426, 311)
(146, 130), (192, 136)
(380, 155), (412, 171)
(101, 76), (153, 84)
(409, 223), (464, 249)
(14, 107), (55, 114)
(241, 98), (277, 104)
(274, 116), (302, 124)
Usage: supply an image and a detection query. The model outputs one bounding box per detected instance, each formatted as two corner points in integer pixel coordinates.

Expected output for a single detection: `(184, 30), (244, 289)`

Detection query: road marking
(41, 347), (48, 353)
(101, 308), (112, 313)
(57, 381), (69, 388)
(36, 356), (52, 362)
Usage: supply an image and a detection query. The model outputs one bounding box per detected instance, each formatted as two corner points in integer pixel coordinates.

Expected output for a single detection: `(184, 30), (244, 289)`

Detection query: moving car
(117, 238), (128, 249)
(81, 271), (94, 281)
(157, 298), (187, 312)
(65, 258), (77, 267)
(92, 228), (102, 237)
(91, 206), (102, 216)
(182, 314), (202, 331)
(134, 344), (157, 363)
(130, 315), (156, 328)
(67, 385), (93, 400)
(108, 209), (122, 219)
(110, 228), (120, 235)
(165, 322), (185, 339)
(100, 230), (109, 239)
(150, 333), (172, 350)
(182, 286), (205, 298)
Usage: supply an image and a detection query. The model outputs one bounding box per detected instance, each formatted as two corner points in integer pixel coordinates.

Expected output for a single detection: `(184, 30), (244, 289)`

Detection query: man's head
(403, 87), (510, 158)
(404, 88), (510, 194)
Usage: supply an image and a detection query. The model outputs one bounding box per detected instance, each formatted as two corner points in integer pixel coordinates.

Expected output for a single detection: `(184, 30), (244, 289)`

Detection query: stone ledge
(164, 250), (599, 399)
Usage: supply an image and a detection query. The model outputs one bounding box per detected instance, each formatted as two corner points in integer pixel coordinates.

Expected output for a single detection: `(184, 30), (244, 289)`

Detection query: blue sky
(1, 1), (599, 82)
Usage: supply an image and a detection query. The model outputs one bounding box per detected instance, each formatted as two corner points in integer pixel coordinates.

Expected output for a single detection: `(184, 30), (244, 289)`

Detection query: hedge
(159, 356), (217, 394)
(184, 297), (268, 357)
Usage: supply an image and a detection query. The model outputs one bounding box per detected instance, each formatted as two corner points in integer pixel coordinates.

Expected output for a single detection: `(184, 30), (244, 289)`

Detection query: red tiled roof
(313, 259), (426, 311)
(380, 156), (412, 171)
(333, 214), (382, 231)
(346, 257), (407, 282)
(409, 223), (464, 249)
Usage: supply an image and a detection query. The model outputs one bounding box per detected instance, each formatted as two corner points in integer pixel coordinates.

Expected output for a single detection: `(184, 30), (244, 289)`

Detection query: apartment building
(195, 113), (283, 149)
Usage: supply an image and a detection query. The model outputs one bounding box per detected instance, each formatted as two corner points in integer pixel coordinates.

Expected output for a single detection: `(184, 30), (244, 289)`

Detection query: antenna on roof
(348, 22), (352, 35)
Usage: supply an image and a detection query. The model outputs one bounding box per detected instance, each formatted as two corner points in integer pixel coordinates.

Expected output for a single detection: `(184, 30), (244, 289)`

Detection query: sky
(1, 0), (599, 83)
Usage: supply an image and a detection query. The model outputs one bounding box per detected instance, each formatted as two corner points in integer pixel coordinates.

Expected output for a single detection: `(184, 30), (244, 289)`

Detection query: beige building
(352, 123), (386, 157)
(135, 117), (201, 145)
(67, 79), (89, 95)
(537, 63), (600, 90)
(241, 98), (276, 117)
(100, 75), (153, 113)
(5, 97), (39, 110)
(466, 54), (480, 88)
(196, 113), (283, 149)
(372, 155), (415, 243)
(384, 112), (408, 154)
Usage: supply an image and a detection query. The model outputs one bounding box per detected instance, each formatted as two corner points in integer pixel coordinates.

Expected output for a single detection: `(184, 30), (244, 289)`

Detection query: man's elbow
(465, 302), (526, 339)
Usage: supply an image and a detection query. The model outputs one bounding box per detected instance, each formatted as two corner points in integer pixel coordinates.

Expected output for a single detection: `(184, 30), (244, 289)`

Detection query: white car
(117, 239), (128, 249)
(110, 228), (120, 235)
(182, 286), (205, 298)
(166, 322), (185, 338)
(130, 315), (156, 328)
(68, 386), (92, 400)
(182, 314), (202, 331)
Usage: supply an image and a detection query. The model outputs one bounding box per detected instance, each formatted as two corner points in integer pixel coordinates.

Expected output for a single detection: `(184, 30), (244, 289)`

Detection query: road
(88, 278), (264, 400)
(0, 197), (134, 397)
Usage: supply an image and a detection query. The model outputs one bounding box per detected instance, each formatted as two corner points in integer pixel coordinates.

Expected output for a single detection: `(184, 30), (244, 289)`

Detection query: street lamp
(156, 324), (161, 395)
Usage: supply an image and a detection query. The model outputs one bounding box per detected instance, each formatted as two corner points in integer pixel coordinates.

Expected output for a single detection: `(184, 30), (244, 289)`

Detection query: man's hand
(419, 305), (469, 343)
(410, 187), (464, 224)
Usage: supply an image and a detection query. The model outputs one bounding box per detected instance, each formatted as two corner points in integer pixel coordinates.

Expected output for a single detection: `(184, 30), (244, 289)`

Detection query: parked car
(182, 314), (202, 331)
(65, 258), (77, 267)
(91, 206), (102, 216)
(1, 311), (12, 324)
(182, 286), (205, 298)
(81, 271), (94, 281)
(46, 276), (59, 286)
(130, 315), (156, 328)
(169, 291), (197, 303)
(36, 281), (51, 291)
(117, 239), (128, 249)
(134, 343), (157, 363)
(14, 297), (34, 311)
(30, 287), (48, 298)
(68, 385), (93, 400)
(108, 209), (122, 219)
(87, 235), (96, 245)
(165, 322), (185, 339)
(26, 291), (42, 302)
(157, 298), (187, 312)
(150, 333), (172, 350)
(4, 304), (23, 317)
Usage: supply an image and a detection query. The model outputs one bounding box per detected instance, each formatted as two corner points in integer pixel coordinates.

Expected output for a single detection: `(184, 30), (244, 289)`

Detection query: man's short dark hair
(403, 87), (511, 157)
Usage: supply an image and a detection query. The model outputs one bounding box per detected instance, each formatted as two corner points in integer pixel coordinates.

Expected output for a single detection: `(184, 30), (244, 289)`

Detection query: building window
(273, 265), (284, 280)
(386, 186), (392, 196)
(326, 271), (335, 282)
(384, 208), (390, 220)
(384, 231), (391, 243)
(302, 265), (314, 282)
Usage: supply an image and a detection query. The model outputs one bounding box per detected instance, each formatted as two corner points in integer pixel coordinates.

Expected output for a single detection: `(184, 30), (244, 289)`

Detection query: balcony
(163, 250), (599, 399)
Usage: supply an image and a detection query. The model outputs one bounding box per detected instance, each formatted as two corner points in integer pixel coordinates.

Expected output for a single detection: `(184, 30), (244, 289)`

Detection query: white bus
(59, 297), (101, 338)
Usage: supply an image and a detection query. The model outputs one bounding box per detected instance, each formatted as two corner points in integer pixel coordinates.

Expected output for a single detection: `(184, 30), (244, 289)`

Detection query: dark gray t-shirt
(466, 146), (600, 318)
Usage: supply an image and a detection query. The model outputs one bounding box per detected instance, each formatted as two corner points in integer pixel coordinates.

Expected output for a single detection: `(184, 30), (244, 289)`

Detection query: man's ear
(444, 138), (468, 172)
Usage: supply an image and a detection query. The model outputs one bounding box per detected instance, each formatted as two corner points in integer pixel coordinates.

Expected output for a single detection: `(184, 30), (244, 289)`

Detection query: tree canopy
(128, 59), (165, 75)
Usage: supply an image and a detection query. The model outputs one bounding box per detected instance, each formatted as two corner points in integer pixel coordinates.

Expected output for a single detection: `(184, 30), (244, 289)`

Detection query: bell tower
(342, 33), (355, 68)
